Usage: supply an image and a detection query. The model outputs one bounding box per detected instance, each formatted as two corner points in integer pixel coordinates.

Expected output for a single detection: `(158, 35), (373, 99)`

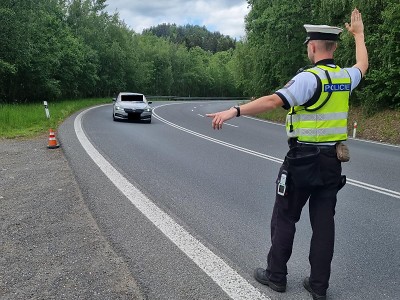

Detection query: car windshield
(121, 94), (144, 102)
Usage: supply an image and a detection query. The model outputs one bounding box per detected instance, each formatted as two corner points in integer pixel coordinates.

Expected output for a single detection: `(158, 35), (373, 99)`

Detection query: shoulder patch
(284, 80), (295, 88)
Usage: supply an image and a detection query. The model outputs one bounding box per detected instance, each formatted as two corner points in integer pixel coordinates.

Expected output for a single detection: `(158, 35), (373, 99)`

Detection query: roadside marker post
(43, 101), (59, 149)
(353, 121), (357, 138)
(43, 101), (50, 119)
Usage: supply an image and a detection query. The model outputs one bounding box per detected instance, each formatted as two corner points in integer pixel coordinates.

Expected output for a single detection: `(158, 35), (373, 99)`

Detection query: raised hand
(345, 8), (364, 36)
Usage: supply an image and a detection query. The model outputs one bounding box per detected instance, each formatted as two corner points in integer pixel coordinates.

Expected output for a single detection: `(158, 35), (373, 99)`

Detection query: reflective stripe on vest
(288, 112), (348, 122)
(286, 65), (350, 143)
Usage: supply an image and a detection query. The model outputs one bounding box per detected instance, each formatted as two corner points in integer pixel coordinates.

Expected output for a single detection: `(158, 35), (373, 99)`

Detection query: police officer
(207, 8), (368, 300)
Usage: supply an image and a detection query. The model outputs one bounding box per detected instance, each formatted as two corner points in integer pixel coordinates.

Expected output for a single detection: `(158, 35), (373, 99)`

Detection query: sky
(104, 0), (250, 40)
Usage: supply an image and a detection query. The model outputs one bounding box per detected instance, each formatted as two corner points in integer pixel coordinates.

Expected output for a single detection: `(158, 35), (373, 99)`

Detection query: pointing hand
(206, 109), (236, 130)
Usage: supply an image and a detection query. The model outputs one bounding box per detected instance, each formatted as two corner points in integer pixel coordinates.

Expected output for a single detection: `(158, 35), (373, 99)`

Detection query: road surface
(59, 101), (400, 300)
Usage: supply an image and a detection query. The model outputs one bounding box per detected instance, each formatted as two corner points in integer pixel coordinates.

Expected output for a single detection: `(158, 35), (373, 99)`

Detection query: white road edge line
(74, 107), (270, 300)
(153, 103), (400, 199)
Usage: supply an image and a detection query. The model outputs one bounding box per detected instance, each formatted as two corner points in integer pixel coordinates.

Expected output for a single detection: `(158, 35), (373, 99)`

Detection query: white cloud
(196, 1), (250, 39)
(104, 0), (249, 39)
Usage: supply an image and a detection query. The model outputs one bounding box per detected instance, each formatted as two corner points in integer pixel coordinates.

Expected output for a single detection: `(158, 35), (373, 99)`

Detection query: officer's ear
(309, 41), (317, 53)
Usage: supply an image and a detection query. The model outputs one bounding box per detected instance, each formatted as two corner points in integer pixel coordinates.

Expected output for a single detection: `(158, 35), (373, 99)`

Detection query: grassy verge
(1, 99), (399, 145)
(347, 106), (400, 145)
(0, 98), (111, 138)
(255, 106), (400, 145)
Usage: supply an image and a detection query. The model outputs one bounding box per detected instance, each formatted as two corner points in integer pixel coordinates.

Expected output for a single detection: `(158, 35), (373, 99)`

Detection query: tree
(244, 0), (310, 96)
(144, 23), (236, 53)
(208, 50), (238, 96)
(359, 1), (400, 111)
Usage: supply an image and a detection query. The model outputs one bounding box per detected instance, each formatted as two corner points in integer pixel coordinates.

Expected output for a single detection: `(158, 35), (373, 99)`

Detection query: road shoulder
(0, 136), (146, 299)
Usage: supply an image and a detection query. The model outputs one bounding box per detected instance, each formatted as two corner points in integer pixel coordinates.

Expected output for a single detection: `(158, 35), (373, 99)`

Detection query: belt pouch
(336, 142), (350, 162)
(286, 146), (323, 188)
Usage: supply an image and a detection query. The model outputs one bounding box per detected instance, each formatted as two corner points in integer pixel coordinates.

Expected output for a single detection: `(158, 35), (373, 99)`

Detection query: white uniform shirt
(276, 65), (362, 109)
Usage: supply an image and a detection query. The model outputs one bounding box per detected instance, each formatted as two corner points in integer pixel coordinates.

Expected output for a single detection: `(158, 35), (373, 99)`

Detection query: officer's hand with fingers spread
(345, 8), (364, 36)
(345, 7), (368, 77)
(206, 108), (236, 130)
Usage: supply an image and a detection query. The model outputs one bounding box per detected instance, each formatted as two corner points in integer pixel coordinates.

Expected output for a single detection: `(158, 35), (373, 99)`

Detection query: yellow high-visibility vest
(286, 65), (351, 143)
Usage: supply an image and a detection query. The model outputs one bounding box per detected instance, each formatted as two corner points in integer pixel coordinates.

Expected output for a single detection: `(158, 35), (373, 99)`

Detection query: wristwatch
(232, 105), (240, 117)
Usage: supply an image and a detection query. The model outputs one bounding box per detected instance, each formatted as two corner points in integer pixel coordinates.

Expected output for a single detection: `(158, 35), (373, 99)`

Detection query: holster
(338, 175), (347, 191)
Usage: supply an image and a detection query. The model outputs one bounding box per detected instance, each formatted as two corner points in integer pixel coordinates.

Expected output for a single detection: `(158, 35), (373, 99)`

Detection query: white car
(112, 92), (152, 123)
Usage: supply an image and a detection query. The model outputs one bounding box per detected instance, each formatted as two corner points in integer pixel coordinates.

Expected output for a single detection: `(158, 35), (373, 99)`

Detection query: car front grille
(124, 108), (144, 113)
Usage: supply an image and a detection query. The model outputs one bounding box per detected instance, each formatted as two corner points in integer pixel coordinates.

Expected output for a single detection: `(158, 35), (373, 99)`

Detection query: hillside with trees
(143, 24), (236, 53)
(0, 0), (399, 115)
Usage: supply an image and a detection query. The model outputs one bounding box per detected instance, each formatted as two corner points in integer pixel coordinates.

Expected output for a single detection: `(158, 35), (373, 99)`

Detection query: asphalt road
(58, 101), (400, 300)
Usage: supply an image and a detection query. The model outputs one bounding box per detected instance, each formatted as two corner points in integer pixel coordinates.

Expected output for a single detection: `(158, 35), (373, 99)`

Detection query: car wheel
(146, 118), (151, 124)
(113, 113), (117, 121)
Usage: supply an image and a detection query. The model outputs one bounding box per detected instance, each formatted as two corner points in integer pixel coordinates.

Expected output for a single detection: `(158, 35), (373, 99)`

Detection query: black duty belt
(298, 143), (335, 149)
(288, 138), (336, 153)
(296, 143), (337, 155)
(288, 138), (334, 148)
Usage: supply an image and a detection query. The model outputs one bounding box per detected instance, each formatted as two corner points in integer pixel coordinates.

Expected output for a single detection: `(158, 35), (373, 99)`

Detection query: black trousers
(266, 147), (341, 295)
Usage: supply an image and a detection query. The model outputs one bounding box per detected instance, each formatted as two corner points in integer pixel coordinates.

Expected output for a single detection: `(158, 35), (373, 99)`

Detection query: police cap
(304, 24), (343, 44)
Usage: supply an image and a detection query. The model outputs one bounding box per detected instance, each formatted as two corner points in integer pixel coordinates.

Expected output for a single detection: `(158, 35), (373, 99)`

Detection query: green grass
(0, 98), (111, 138)
(256, 108), (287, 124)
(2, 98), (398, 144)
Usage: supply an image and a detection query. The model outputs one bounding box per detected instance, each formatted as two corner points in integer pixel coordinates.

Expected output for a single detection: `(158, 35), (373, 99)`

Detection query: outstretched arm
(345, 8), (369, 76)
(206, 94), (283, 130)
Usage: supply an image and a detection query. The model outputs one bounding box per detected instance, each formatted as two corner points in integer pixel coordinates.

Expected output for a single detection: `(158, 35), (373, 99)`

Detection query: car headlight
(115, 106), (124, 111)
(145, 108), (152, 112)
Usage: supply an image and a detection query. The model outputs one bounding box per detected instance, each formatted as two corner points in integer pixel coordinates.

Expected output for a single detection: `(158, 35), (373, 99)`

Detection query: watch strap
(233, 105), (240, 117)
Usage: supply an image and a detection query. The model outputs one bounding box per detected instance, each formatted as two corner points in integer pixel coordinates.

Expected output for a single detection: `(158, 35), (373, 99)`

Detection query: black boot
(303, 277), (327, 300)
(254, 268), (286, 292)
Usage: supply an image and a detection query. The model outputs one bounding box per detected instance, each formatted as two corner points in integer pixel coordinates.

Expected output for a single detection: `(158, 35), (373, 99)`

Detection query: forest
(0, 0), (399, 113)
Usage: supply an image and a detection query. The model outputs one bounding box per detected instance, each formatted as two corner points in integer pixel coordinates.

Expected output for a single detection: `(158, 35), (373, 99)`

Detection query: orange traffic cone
(47, 129), (60, 149)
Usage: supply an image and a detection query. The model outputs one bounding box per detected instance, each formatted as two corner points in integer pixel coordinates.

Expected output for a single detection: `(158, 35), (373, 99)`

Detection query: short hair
(313, 40), (337, 52)
(323, 40), (337, 51)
